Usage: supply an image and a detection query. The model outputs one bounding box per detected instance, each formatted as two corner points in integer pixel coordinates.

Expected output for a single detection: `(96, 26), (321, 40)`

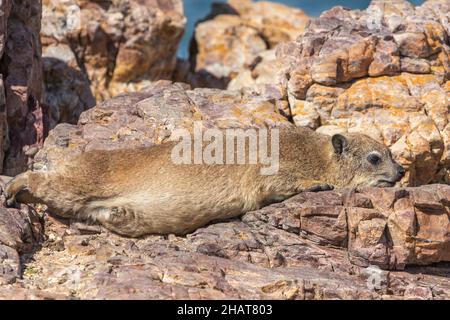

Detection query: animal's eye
(367, 153), (381, 165)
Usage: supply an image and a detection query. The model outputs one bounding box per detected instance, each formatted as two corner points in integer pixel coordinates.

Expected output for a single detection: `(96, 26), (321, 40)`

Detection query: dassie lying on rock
(5, 127), (404, 237)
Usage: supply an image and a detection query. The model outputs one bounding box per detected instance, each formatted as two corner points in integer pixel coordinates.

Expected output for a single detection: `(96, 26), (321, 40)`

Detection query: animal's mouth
(375, 180), (396, 187)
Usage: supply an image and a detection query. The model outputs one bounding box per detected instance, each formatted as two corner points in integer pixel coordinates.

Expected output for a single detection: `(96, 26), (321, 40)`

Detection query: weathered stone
(42, 0), (186, 101)
(0, 288), (68, 300)
(400, 57), (431, 74)
(188, 0), (309, 89)
(190, 14), (267, 88)
(369, 39), (400, 77)
(0, 178), (44, 285)
(0, 244), (20, 285)
(0, 184), (449, 299)
(228, 49), (281, 91)
(226, 0), (310, 47)
(0, 0), (44, 175)
(42, 44), (96, 130)
(270, 0), (450, 186)
(311, 35), (376, 85)
(245, 184), (450, 269)
(0, 0), (449, 301)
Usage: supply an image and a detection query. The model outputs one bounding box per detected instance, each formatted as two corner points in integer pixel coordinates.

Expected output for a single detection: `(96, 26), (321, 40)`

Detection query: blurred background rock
(180, 0), (425, 58)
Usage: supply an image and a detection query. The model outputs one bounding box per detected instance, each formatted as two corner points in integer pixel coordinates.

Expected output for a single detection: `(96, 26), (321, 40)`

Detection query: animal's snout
(396, 164), (405, 180)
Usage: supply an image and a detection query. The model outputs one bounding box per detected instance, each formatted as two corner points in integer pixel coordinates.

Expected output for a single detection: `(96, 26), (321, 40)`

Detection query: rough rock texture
(0, 0), (45, 176)
(226, 48), (291, 116)
(245, 184), (450, 269)
(186, 0), (309, 89)
(0, 184), (449, 299)
(0, 177), (44, 286)
(41, 0), (186, 112)
(228, 49), (280, 90)
(0, 0), (449, 301)
(33, 80), (292, 169)
(231, 0), (450, 186)
(42, 44), (96, 131)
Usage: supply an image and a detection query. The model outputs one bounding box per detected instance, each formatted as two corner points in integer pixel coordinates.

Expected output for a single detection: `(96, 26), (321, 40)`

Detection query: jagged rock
(0, 244), (19, 285)
(244, 184), (450, 269)
(227, 49), (291, 116)
(0, 177), (44, 285)
(189, 14), (268, 89)
(230, 0), (449, 186)
(0, 184), (449, 299)
(2, 83), (450, 299)
(41, 0), (186, 102)
(228, 49), (279, 91)
(225, 0), (310, 46)
(0, 0), (44, 176)
(42, 44), (96, 130)
(0, 288), (68, 300)
(281, 0), (450, 87)
(187, 0), (309, 89)
(0, 0), (449, 301)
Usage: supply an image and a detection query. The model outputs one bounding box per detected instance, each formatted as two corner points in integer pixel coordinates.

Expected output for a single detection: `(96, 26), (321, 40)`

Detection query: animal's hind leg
(4, 171), (44, 206)
(90, 205), (146, 238)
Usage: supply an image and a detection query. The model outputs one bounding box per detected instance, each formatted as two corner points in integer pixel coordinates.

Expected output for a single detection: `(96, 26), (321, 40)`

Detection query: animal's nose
(397, 164), (405, 179)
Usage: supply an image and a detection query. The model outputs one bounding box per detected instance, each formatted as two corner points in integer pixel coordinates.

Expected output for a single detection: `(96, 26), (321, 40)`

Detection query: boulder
(0, 0), (44, 176)
(227, 49), (291, 116)
(244, 184), (450, 269)
(187, 0), (309, 89)
(41, 0), (186, 102)
(0, 177), (44, 285)
(0, 184), (449, 299)
(42, 44), (96, 131)
(231, 0), (450, 186)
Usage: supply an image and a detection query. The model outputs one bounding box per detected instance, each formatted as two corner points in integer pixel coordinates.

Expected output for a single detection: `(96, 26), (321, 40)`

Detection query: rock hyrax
(5, 127), (404, 237)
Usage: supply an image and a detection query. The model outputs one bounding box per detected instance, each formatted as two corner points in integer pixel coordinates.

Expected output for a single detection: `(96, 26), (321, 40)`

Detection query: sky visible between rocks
(179, 0), (425, 58)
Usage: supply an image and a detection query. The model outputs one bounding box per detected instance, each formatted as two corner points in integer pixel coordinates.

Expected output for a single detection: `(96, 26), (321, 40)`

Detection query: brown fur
(4, 127), (404, 237)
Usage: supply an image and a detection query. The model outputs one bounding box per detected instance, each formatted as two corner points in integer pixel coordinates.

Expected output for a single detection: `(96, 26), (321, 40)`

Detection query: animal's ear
(332, 134), (348, 154)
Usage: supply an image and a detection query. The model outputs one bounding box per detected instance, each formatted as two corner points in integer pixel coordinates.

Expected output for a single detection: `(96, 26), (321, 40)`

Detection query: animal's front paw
(4, 182), (19, 207)
(305, 184), (334, 192)
(4, 173), (29, 207)
(4, 188), (17, 207)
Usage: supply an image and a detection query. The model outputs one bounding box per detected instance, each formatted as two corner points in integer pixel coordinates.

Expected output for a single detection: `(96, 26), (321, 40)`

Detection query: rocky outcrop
(186, 0), (309, 89)
(41, 0), (186, 120)
(231, 0), (450, 186)
(244, 184), (450, 269)
(226, 48), (291, 116)
(0, 0), (44, 176)
(42, 44), (96, 131)
(0, 177), (44, 285)
(1, 183), (449, 299)
(0, 0), (449, 301)
(0, 83), (445, 299)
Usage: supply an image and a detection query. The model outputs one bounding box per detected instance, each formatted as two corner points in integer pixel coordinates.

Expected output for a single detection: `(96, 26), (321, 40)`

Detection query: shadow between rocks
(42, 57), (96, 135)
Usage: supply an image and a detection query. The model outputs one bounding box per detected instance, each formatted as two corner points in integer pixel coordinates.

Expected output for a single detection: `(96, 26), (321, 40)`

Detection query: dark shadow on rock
(184, 2), (239, 90)
(186, 69), (231, 90)
(42, 57), (96, 135)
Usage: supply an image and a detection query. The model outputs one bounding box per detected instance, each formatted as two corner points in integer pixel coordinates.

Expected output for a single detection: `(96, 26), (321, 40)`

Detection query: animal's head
(331, 133), (405, 188)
